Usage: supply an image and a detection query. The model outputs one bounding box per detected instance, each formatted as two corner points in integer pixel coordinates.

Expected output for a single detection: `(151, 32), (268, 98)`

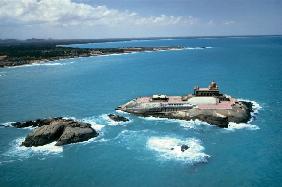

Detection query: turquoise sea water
(0, 36), (282, 187)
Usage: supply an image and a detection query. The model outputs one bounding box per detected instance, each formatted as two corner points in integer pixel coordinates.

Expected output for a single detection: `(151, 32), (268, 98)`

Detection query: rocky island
(12, 117), (98, 147)
(116, 81), (254, 128)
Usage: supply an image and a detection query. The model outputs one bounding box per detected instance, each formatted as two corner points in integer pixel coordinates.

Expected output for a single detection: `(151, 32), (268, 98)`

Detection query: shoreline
(0, 46), (184, 68)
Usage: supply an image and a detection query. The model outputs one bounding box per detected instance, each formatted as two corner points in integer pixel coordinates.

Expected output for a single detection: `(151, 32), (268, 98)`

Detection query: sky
(0, 0), (281, 39)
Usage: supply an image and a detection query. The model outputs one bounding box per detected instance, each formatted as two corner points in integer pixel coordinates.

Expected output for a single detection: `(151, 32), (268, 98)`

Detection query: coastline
(0, 46), (184, 68)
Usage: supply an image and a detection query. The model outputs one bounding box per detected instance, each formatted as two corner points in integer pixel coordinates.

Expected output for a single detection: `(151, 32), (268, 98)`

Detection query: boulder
(108, 114), (129, 122)
(55, 123), (97, 146)
(181, 144), (189, 152)
(18, 118), (98, 147)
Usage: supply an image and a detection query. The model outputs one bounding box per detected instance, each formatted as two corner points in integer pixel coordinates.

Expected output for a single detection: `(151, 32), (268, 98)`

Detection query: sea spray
(146, 136), (210, 163)
(3, 137), (63, 159)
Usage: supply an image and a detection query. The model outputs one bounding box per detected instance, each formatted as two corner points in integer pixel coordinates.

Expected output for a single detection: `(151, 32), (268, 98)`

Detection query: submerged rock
(13, 118), (98, 147)
(108, 114), (129, 122)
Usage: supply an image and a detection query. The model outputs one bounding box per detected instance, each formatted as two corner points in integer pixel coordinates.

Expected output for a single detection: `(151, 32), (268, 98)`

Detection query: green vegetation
(0, 43), (123, 67)
(0, 39), (180, 67)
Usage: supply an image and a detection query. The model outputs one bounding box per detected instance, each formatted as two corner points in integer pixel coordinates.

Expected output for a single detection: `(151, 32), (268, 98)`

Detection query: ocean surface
(0, 36), (282, 187)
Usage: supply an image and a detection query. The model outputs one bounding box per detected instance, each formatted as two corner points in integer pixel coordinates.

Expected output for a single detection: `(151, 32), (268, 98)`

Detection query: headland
(0, 39), (183, 67)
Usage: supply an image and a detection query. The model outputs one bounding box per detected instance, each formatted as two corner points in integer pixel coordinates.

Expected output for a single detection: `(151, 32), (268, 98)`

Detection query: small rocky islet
(10, 114), (129, 147)
(12, 117), (98, 147)
(117, 81), (254, 128)
(107, 114), (129, 122)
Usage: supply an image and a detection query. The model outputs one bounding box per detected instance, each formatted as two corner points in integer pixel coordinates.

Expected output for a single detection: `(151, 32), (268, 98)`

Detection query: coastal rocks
(108, 114), (129, 122)
(13, 118), (98, 147)
(167, 101), (253, 127)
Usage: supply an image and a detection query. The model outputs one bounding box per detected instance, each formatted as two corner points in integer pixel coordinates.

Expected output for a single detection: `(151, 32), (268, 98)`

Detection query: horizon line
(1, 34), (282, 41)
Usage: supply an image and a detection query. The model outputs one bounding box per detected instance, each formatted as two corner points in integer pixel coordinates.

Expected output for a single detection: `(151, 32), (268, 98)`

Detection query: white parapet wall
(188, 97), (218, 105)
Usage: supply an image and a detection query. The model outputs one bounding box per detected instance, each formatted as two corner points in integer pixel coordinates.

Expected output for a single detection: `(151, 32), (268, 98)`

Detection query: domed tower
(209, 81), (218, 90)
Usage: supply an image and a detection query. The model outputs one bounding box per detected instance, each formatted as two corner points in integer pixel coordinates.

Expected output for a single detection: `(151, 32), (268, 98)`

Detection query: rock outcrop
(12, 118), (98, 147)
(117, 100), (254, 128)
(108, 114), (129, 122)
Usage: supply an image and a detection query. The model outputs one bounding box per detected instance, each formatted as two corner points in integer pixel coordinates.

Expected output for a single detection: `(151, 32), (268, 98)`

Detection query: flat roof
(196, 88), (219, 91)
(198, 102), (233, 109)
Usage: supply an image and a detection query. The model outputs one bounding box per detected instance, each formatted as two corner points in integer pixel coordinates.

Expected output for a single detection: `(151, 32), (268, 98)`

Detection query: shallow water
(0, 36), (282, 187)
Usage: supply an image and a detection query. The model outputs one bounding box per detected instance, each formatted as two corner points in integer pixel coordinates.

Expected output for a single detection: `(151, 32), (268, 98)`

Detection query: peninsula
(0, 39), (183, 67)
(116, 81), (254, 128)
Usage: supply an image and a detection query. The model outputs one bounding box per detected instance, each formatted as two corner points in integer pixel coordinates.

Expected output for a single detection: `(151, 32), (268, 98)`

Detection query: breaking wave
(8, 62), (66, 68)
(226, 122), (260, 131)
(116, 110), (130, 114)
(140, 116), (211, 129)
(63, 113), (132, 131)
(146, 136), (210, 163)
(238, 99), (262, 114)
(185, 46), (213, 50)
(7, 61), (76, 69)
(3, 137), (63, 160)
(99, 114), (132, 126)
(62, 116), (106, 132)
(226, 99), (262, 131)
(0, 121), (14, 127)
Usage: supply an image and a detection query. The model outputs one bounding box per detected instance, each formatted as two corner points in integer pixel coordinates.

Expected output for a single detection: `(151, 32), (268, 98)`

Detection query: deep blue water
(0, 36), (282, 187)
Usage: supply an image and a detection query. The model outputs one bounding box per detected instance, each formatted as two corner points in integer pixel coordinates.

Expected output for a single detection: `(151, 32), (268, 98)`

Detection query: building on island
(151, 94), (169, 101)
(193, 81), (222, 96)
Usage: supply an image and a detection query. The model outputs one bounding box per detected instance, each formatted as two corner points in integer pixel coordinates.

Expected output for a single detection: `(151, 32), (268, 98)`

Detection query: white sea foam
(3, 137), (63, 159)
(7, 62), (67, 69)
(100, 114), (132, 126)
(185, 46), (213, 50)
(116, 110), (130, 114)
(179, 119), (211, 129)
(226, 99), (262, 131)
(64, 116), (106, 132)
(146, 136), (210, 163)
(140, 116), (210, 129)
(0, 121), (14, 127)
(238, 99), (262, 114)
(82, 117), (105, 131)
(227, 122), (260, 131)
(64, 113), (131, 130)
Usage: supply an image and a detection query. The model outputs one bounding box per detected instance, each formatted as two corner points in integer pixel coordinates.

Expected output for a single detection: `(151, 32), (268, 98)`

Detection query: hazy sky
(0, 0), (281, 39)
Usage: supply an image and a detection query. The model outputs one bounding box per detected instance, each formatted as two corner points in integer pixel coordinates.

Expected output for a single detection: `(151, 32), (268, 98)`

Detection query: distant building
(151, 94), (169, 101)
(193, 81), (221, 96)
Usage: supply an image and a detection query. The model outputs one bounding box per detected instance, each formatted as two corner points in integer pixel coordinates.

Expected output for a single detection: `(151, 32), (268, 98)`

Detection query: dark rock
(12, 120), (36, 128)
(55, 123), (98, 146)
(20, 118), (98, 147)
(170, 147), (174, 150)
(11, 117), (63, 128)
(181, 144), (189, 152)
(108, 114), (129, 122)
(193, 114), (229, 128)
